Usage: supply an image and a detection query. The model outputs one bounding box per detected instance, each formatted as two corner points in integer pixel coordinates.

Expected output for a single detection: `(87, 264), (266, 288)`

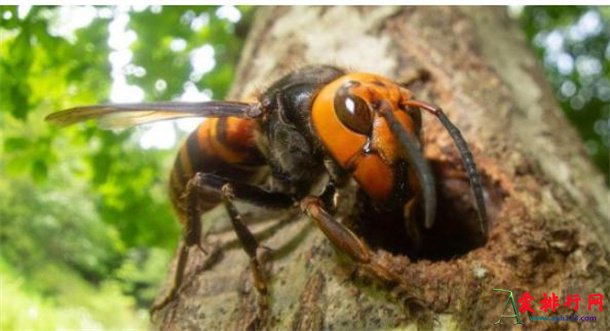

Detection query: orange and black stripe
(169, 117), (266, 224)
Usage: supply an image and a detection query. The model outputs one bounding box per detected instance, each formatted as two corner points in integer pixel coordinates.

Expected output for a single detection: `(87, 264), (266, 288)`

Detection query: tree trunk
(152, 6), (609, 330)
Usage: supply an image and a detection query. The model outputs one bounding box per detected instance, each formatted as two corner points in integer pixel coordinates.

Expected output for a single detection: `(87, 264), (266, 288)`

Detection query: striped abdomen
(169, 117), (266, 225)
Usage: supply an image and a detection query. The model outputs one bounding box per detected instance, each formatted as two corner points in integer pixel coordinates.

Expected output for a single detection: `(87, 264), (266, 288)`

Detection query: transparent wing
(45, 101), (257, 129)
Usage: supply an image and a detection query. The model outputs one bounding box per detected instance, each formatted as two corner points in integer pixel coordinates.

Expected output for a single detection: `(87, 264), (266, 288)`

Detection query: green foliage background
(518, 6), (609, 183)
(0, 5), (607, 329)
(0, 5), (251, 329)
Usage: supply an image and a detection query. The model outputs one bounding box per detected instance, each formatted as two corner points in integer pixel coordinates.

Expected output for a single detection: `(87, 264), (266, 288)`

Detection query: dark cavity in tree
(352, 159), (505, 261)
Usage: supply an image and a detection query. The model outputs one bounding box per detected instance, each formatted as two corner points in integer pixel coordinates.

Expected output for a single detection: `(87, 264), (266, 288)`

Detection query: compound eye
(333, 86), (372, 135)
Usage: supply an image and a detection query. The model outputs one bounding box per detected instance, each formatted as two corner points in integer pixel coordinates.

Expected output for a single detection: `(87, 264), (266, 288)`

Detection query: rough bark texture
(152, 7), (609, 330)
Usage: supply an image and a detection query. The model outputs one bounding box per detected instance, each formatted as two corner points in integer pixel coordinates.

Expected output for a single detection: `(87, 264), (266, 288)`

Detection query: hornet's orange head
(311, 73), (422, 204)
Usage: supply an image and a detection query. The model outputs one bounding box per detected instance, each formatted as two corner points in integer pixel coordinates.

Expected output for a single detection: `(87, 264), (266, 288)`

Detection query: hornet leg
(300, 183), (406, 284)
(221, 184), (271, 328)
(180, 173), (293, 326)
(151, 173), (219, 315)
(300, 196), (371, 264)
(152, 172), (294, 322)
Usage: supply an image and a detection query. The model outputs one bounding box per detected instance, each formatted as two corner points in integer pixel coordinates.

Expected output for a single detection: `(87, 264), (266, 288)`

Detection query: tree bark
(153, 6), (609, 330)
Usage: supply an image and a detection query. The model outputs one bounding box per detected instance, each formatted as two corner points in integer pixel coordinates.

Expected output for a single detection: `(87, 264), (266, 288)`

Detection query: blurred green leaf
(1, 5), (249, 328)
(520, 6), (609, 183)
(4, 137), (29, 151)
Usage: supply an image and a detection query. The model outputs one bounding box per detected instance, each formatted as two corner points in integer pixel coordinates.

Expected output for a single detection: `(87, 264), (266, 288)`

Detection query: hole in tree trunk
(350, 159), (505, 261)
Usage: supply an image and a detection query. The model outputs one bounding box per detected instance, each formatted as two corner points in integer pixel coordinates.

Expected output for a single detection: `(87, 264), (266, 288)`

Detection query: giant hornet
(46, 65), (487, 316)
